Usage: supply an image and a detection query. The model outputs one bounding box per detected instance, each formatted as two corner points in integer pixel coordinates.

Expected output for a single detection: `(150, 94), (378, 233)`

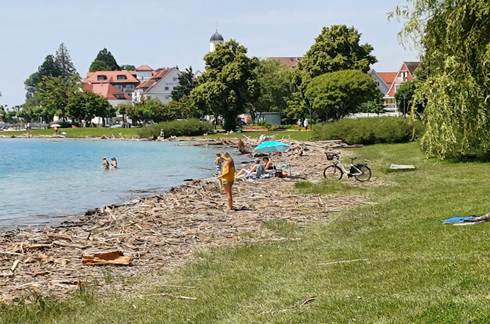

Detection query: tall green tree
(291, 24), (377, 120)
(24, 55), (62, 98)
(54, 43), (78, 79)
(67, 90), (112, 125)
(395, 80), (424, 116)
(298, 25), (377, 79)
(89, 48), (120, 72)
(171, 67), (195, 101)
(190, 40), (259, 130)
(396, 0), (490, 159)
(254, 59), (294, 117)
(304, 70), (379, 121)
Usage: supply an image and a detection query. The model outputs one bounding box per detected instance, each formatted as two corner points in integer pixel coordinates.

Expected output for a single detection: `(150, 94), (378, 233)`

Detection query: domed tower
(209, 30), (224, 52)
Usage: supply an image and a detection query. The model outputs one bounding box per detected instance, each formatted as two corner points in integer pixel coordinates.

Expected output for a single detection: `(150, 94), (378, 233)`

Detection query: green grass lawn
(1, 128), (141, 138)
(2, 142), (490, 323)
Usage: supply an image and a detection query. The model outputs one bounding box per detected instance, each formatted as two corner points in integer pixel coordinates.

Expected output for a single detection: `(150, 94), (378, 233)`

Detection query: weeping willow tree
(395, 0), (490, 159)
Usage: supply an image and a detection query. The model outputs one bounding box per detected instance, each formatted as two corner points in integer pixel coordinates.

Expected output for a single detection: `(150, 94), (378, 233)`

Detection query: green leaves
(305, 70), (379, 121)
(400, 0), (490, 159)
(89, 48), (120, 72)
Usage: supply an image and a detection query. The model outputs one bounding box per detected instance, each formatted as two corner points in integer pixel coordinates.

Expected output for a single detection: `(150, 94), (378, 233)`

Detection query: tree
(171, 67), (195, 101)
(67, 90), (112, 125)
(89, 48), (120, 72)
(54, 43), (78, 79)
(304, 70), (379, 121)
(36, 76), (78, 121)
(25, 55), (62, 98)
(254, 59), (294, 118)
(290, 24), (377, 120)
(396, 0), (490, 159)
(120, 65), (135, 71)
(299, 25), (377, 80)
(395, 80), (424, 116)
(190, 40), (259, 130)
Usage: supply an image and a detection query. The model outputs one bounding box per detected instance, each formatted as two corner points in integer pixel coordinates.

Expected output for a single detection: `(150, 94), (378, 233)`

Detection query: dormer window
(97, 75), (107, 81)
(117, 75), (127, 80)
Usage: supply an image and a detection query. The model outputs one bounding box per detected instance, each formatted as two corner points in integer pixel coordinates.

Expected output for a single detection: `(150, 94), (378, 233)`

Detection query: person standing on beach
(218, 152), (236, 211)
(215, 153), (224, 189)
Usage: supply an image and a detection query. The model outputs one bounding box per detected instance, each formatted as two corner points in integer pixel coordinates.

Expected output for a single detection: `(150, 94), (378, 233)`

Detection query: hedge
(312, 117), (424, 145)
(138, 119), (214, 139)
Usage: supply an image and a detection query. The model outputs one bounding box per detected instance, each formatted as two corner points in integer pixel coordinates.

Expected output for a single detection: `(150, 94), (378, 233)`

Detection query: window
(97, 75), (107, 81)
(173, 77), (178, 81)
(117, 75), (127, 80)
(164, 86), (169, 91)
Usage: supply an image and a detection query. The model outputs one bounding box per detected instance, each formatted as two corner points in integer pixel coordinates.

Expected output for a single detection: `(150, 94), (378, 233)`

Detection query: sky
(0, 0), (419, 107)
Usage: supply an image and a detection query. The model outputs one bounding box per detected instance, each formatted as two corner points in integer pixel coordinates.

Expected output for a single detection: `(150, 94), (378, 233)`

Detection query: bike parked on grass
(323, 152), (372, 182)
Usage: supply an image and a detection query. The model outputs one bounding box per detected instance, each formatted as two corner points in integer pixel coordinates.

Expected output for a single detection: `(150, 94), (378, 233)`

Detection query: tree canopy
(190, 40), (259, 130)
(254, 59), (294, 117)
(89, 48), (120, 72)
(305, 70), (379, 121)
(171, 67), (195, 102)
(298, 25), (377, 80)
(397, 0), (490, 158)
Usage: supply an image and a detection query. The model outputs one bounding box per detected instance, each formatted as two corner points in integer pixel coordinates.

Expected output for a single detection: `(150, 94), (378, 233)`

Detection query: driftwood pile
(0, 140), (366, 303)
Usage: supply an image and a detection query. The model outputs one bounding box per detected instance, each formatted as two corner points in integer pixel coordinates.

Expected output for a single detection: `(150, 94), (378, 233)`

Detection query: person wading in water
(218, 152), (236, 211)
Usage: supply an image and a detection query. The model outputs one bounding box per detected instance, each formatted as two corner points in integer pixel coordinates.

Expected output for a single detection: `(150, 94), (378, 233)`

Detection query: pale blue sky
(0, 0), (418, 107)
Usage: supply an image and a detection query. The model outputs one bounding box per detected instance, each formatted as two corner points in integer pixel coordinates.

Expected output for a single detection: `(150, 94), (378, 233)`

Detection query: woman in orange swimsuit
(219, 152), (236, 211)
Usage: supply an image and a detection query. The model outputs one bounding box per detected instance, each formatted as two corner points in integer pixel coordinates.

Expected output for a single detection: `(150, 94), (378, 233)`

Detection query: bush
(312, 117), (424, 145)
(138, 119), (214, 139)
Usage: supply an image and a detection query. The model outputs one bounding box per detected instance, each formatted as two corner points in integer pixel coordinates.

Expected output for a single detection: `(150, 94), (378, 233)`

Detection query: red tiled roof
(136, 64), (153, 71)
(136, 68), (173, 90)
(404, 62), (419, 74)
(377, 72), (397, 88)
(268, 57), (301, 68)
(83, 70), (140, 84)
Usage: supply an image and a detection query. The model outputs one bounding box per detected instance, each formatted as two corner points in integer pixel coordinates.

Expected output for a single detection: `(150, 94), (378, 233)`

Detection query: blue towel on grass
(442, 216), (476, 224)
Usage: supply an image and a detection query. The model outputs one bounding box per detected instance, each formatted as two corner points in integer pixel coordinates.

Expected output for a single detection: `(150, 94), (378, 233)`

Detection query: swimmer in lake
(111, 157), (118, 169)
(102, 157), (110, 170)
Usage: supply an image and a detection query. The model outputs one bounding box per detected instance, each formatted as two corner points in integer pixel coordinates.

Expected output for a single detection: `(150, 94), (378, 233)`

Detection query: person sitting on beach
(102, 158), (110, 170)
(111, 157), (118, 169)
(237, 139), (250, 155)
(236, 160), (261, 179)
(263, 157), (274, 170)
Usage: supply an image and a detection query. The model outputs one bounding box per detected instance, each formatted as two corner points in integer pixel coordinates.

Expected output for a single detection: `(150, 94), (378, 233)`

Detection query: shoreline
(0, 139), (361, 303)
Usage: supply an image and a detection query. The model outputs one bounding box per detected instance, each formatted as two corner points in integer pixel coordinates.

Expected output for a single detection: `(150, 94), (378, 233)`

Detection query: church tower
(209, 30), (224, 52)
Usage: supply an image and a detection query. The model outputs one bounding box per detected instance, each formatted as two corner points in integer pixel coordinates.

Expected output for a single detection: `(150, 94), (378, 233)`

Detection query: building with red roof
(82, 70), (140, 106)
(268, 57), (301, 68)
(133, 67), (180, 104)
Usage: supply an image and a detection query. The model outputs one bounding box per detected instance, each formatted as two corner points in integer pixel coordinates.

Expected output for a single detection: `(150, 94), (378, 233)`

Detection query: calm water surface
(0, 139), (227, 227)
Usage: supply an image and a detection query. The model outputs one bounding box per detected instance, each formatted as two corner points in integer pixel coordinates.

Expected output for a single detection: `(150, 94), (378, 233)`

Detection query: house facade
(384, 62), (419, 109)
(135, 64), (153, 81)
(82, 70), (139, 106)
(132, 67), (180, 104)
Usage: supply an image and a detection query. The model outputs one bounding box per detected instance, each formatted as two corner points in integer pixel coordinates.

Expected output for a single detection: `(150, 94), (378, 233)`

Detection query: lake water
(0, 139), (228, 227)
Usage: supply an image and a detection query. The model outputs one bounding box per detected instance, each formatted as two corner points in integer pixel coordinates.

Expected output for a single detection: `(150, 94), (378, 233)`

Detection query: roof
(377, 72), (397, 87)
(268, 57), (301, 68)
(210, 31), (224, 42)
(84, 70), (140, 84)
(83, 83), (131, 101)
(403, 62), (419, 74)
(136, 64), (153, 72)
(136, 68), (175, 91)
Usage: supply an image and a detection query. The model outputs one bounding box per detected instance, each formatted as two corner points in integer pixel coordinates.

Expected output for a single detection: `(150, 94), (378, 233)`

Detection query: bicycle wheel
(355, 165), (372, 182)
(323, 165), (343, 180)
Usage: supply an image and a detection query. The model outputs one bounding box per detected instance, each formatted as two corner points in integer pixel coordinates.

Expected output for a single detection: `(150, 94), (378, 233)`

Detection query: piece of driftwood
(82, 251), (133, 266)
(389, 164), (416, 171)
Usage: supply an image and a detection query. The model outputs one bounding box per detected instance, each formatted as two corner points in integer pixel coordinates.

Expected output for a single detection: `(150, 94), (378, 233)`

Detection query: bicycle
(323, 152), (372, 182)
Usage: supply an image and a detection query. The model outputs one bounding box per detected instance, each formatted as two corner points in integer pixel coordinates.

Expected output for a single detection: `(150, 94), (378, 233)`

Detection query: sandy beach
(0, 140), (367, 303)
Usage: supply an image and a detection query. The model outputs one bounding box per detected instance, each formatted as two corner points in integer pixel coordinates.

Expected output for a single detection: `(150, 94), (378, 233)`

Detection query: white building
(132, 67), (180, 104)
(209, 30), (224, 52)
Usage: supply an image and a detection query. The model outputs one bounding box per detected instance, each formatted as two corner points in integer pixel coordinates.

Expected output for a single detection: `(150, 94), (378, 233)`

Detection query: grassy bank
(2, 143), (490, 323)
(0, 128), (141, 139)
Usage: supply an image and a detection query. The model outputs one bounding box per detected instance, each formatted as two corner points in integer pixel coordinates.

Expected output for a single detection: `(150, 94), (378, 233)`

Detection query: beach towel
(442, 216), (477, 224)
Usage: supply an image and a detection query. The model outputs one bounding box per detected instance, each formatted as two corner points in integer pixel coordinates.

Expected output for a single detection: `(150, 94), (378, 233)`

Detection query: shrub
(138, 119), (214, 139)
(312, 117), (424, 145)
